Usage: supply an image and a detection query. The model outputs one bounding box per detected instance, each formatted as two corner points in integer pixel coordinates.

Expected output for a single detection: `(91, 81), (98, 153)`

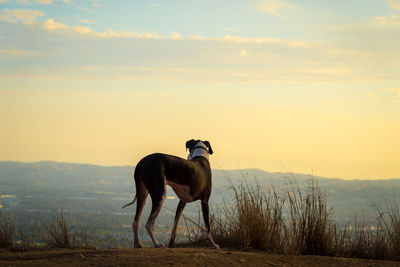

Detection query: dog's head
(186, 139), (213, 160)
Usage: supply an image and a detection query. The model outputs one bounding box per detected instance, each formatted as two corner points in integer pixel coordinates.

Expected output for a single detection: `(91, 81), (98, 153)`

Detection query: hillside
(0, 248), (398, 267)
(1, 161), (400, 248)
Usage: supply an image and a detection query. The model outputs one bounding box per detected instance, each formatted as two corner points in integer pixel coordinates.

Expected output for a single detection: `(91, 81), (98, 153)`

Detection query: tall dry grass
(375, 200), (400, 260)
(284, 179), (336, 255)
(42, 208), (71, 248)
(185, 177), (400, 261)
(219, 181), (285, 251)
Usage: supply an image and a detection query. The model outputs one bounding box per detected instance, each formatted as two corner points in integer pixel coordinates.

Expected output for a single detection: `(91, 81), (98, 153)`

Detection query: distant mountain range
(1, 161), (399, 221)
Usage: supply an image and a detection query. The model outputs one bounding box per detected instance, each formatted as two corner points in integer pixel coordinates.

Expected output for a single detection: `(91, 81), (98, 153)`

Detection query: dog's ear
(204, 141), (213, 155)
(186, 139), (195, 151)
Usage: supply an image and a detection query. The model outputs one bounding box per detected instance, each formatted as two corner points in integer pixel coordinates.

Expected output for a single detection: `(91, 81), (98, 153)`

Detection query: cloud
(43, 18), (93, 34)
(213, 35), (310, 48)
(382, 88), (400, 103)
(169, 32), (181, 39)
(78, 19), (94, 24)
(257, 0), (297, 16)
(0, 48), (38, 56)
(16, 0), (31, 4)
(372, 16), (387, 26)
(388, 0), (400, 10)
(77, 6), (94, 13)
(371, 15), (400, 26)
(299, 67), (352, 75)
(36, 18), (310, 50)
(43, 18), (68, 30)
(1, 15), (399, 85)
(36, 0), (52, 4)
(70, 24), (91, 34)
(383, 88), (400, 97)
(221, 27), (239, 32)
(0, 9), (44, 23)
(150, 3), (160, 8)
(0, 0), (9, 4)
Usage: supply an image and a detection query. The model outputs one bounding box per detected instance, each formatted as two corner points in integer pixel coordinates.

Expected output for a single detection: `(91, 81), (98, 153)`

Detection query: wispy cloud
(76, 5), (94, 13)
(366, 92), (384, 103)
(36, 18), (311, 49)
(0, 48), (38, 56)
(383, 88), (400, 97)
(36, 0), (52, 4)
(43, 18), (68, 30)
(1, 12), (399, 85)
(16, 0), (31, 4)
(257, 0), (297, 16)
(371, 15), (400, 26)
(78, 18), (95, 24)
(15, 0), (56, 4)
(0, 0), (9, 4)
(382, 88), (400, 103)
(221, 27), (239, 32)
(0, 8), (44, 23)
(387, 0), (400, 10)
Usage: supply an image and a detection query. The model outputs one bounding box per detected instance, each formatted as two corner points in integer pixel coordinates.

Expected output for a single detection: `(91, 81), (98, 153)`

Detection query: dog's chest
(166, 180), (194, 203)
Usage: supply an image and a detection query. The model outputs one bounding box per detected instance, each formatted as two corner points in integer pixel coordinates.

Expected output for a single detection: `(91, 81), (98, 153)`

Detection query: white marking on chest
(166, 180), (194, 203)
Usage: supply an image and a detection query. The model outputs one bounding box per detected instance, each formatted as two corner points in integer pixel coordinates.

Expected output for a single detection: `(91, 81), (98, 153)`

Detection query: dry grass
(185, 176), (400, 261)
(284, 179), (336, 255)
(42, 208), (71, 248)
(218, 181), (285, 251)
(375, 200), (400, 260)
(41, 208), (92, 249)
(0, 210), (14, 248)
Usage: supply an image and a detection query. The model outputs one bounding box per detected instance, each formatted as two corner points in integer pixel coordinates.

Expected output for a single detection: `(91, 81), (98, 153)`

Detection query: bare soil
(0, 247), (398, 267)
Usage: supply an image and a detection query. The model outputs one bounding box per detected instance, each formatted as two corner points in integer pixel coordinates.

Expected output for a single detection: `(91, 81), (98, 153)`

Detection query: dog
(122, 139), (219, 249)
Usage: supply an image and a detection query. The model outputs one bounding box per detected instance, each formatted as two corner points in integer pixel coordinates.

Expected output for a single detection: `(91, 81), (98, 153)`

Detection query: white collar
(187, 143), (209, 160)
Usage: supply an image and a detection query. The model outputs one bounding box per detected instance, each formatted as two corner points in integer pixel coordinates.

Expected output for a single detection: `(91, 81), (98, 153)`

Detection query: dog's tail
(121, 195), (137, 209)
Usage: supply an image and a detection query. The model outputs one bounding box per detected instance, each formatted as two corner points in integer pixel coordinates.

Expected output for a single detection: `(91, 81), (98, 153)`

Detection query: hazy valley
(1, 161), (399, 248)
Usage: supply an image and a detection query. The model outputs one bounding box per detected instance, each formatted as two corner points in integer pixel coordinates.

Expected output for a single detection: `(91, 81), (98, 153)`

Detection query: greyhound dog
(122, 139), (219, 249)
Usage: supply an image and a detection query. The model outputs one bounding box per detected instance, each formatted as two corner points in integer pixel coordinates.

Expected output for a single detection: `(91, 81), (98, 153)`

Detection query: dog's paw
(154, 243), (165, 248)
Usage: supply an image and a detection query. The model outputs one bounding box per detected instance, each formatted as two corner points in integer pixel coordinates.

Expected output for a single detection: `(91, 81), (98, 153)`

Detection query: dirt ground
(0, 248), (398, 267)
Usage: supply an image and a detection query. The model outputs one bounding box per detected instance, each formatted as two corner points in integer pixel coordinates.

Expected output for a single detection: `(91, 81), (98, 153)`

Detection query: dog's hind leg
(133, 182), (148, 248)
(168, 200), (186, 248)
(145, 183), (166, 248)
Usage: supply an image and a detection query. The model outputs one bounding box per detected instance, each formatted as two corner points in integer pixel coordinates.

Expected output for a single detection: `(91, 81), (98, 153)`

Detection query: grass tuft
(43, 208), (71, 248)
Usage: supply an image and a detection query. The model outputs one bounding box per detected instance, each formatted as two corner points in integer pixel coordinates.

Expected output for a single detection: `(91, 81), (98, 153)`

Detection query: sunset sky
(0, 0), (399, 180)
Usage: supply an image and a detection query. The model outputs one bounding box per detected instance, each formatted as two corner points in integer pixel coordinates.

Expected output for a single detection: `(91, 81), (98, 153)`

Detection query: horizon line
(0, 160), (399, 182)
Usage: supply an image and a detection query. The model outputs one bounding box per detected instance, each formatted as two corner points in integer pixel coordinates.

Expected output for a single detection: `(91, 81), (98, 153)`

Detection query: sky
(0, 0), (399, 180)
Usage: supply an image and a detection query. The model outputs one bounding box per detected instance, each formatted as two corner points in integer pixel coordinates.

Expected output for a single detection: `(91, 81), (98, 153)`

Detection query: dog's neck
(187, 145), (209, 161)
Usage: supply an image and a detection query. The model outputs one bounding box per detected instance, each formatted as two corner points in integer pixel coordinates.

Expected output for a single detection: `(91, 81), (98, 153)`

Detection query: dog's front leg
(201, 200), (220, 249)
